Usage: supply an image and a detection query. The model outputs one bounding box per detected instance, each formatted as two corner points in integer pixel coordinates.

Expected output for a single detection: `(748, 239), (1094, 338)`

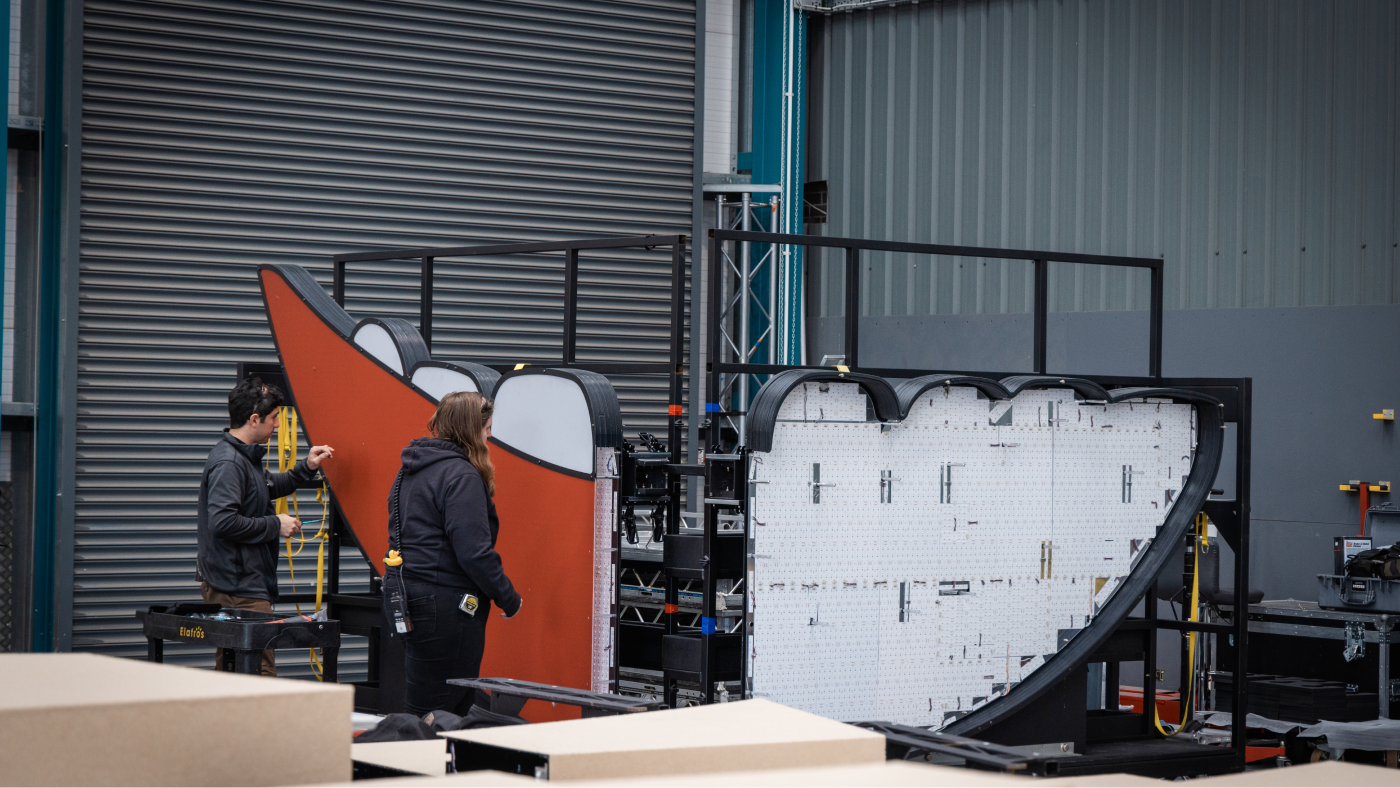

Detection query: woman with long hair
(384, 391), (521, 716)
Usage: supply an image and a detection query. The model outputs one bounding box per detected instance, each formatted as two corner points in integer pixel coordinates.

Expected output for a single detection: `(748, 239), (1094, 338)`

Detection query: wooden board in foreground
(0, 653), (352, 786)
(440, 698), (885, 781)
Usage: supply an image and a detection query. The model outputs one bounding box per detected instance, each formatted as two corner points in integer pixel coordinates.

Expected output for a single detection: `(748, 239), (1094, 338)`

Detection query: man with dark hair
(196, 377), (334, 676)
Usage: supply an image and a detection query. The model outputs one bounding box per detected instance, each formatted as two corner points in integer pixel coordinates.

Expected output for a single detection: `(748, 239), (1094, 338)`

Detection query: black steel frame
(696, 229), (1250, 773)
(328, 235), (689, 699)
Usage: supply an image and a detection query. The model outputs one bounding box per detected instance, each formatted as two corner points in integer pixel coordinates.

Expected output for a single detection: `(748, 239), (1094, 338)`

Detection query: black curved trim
(260, 263), (357, 338)
(746, 369), (901, 453)
(352, 317), (432, 376)
(944, 386), (1223, 738)
(408, 359), (503, 400)
(490, 367), (623, 480)
(895, 375), (1012, 417)
(1000, 375), (1111, 401)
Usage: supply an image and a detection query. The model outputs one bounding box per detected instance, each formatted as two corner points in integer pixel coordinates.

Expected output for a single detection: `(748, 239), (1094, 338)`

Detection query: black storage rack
(137, 603), (340, 678)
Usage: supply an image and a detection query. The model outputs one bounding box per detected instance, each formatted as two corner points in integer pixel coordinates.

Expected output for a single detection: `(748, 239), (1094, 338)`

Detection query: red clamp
(668, 404), (683, 416)
(663, 603), (679, 614)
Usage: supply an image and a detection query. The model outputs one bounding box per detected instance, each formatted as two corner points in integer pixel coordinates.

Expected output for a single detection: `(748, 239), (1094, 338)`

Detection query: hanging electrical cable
(268, 406), (332, 680)
(1155, 512), (1208, 736)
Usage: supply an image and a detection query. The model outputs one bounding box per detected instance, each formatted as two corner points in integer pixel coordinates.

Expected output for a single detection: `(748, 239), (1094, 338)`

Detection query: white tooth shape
(411, 365), (478, 399)
(492, 373), (596, 476)
(351, 317), (432, 375)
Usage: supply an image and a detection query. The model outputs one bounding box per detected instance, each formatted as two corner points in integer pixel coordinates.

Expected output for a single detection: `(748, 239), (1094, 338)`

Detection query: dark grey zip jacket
(392, 438), (521, 616)
(196, 431), (315, 601)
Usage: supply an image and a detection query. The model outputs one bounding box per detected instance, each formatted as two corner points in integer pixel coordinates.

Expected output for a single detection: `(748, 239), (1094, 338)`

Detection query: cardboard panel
(351, 741), (449, 776)
(0, 653), (352, 786)
(441, 699), (886, 781)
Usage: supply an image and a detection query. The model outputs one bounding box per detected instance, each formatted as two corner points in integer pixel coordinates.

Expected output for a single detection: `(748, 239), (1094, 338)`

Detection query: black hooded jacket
(392, 438), (520, 616)
(196, 431), (315, 601)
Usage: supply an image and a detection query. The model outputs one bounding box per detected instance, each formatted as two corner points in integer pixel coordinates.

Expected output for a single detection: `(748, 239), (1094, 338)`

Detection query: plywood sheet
(572, 760), (1159, 786)
(441, 699), (885, 781)
(1191, 760), (1400, 786)
(0, 653), (352, 786)
(352, 740), (450, 776)
(304, 771), (534, 787)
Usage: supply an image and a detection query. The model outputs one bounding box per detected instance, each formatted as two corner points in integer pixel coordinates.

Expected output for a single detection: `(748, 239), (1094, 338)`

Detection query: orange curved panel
(260, 270), (435, 575)
(259, 266), (610, 716)
(483, 443), (599, 722)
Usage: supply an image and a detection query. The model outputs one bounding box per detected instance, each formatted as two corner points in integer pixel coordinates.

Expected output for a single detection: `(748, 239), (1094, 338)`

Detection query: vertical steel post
(1033, 260), (1047, 374)
(707, 232), (724, 451)
(563, 247), (579, 364)
(333, 260), (346, 306)
(738, 192), (752, 445)
(420, 257), (434, 352)
(768, 196), (779, 365)
(1150, 263), (1164, 378)
(1232, 380), (1252, 757)
(843, 246), (860, 368)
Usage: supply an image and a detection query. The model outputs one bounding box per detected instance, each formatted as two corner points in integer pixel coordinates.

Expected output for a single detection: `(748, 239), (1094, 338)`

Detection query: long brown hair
(427, 391), (495, 497)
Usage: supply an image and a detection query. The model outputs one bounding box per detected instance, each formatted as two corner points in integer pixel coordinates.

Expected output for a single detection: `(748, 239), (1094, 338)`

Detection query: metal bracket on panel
(810, 463), (836, 504)
(1122, 465), (1134, 503)
(880, 470), (901, 504)
(899, 581), (911, 622)
(938, 580), (970, 596)
(941, 463), (965, 504)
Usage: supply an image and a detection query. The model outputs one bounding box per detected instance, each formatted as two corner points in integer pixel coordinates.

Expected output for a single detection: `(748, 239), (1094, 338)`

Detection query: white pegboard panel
(749, 383), (1195, 726)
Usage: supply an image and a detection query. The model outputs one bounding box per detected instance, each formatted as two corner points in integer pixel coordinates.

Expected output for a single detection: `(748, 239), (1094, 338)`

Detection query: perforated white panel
(749, 382), (1195, 726)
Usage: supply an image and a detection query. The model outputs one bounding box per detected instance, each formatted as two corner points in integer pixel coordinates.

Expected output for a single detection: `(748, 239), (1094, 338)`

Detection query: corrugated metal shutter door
(75, 0), (694, 671)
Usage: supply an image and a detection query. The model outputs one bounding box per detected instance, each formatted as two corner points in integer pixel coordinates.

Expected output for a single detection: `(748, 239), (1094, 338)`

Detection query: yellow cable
(270, 407), (331, 680)
(1155, 513), (1205, 736)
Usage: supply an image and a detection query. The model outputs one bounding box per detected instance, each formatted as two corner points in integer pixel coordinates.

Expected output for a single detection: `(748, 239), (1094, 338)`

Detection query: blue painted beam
(33, 0), (66, 652)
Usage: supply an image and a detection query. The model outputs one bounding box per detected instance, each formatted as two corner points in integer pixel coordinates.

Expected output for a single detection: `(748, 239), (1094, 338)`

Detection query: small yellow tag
(835, 365), (850, 373)
(514, 363), (528, 370)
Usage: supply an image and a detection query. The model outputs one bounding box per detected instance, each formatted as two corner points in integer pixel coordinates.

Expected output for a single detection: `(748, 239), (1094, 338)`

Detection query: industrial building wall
(802, 0), (1400, 681)
(805, 0), (1398, 320)
(72, 0), (695, 667)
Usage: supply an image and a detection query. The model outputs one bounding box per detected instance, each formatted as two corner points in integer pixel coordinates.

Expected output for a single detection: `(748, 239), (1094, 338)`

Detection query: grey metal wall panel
(806, 0), (1399, 318)
(75, 0), (694, 670)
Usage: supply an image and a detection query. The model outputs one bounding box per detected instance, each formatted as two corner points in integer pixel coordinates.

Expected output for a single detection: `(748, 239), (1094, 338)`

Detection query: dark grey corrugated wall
(806, 0), (1399, 319)
(76, 0), (694, 672)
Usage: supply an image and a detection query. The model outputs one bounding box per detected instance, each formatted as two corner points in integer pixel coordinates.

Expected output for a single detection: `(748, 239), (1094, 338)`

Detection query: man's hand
(306, 445), (334, 470)
(502, 598), (522, 619)
(278, 514), (302, 538)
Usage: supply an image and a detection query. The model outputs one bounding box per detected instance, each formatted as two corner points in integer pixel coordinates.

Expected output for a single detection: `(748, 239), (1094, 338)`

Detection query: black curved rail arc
(264, 263), (357, 337)
(746, 369), (901, 453)
(895, 375), (1012, 416)
(944, 385), (1223, 737)
(1000, 375), (1112, 401)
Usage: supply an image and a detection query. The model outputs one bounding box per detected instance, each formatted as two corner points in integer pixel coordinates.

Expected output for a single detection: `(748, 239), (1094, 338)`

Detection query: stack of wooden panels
(0, 653), (352, 786)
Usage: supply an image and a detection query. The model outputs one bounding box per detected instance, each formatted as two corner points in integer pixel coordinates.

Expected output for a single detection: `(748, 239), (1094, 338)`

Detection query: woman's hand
(501, 598), (522, 619)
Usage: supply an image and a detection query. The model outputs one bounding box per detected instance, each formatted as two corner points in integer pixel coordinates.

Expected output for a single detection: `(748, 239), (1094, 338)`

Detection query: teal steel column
(33, 0), (66, 652)
(777, 4), (806, 365)
(752, 0), (806, 366)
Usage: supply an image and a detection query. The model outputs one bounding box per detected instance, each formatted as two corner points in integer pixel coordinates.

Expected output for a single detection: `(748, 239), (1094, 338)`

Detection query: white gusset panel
(749, 382), (1195, 727)
(351, 323), (405, 374)
(492, 374), (595, 475)
(411, 366), (479, 401)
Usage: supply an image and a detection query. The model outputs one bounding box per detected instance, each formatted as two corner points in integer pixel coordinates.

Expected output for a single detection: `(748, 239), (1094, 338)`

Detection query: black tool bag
(1344, 545), (1400, 580)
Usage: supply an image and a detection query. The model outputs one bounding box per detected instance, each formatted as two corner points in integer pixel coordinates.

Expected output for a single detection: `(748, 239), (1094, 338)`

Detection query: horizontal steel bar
(482, 362), (674, 375)
(704, 183), (783, 194)
(1154, 619), (1235, 635)
(334, 234), (685, 263)
(1248, 620), (1394, 643)
(711, 229), (1162, 270)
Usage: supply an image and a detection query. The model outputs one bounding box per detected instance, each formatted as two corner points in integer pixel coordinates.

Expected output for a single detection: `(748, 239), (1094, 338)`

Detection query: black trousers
(387, 577), (493, 717)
